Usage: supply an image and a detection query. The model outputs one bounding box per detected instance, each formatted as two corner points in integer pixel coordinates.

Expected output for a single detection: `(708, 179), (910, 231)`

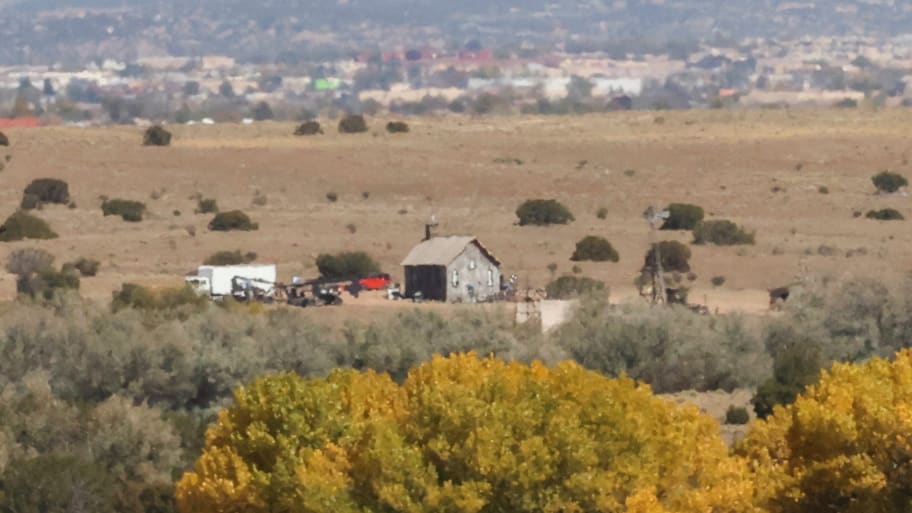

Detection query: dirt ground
(7, 108), (904, 428)
(1, 108), (910, 314)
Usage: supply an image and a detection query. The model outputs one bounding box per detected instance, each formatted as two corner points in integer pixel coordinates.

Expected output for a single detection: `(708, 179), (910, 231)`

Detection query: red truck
(357, 273), (392, 290)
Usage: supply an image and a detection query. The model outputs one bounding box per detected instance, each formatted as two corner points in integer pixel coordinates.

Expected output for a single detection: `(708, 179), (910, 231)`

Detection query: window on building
(487, 268), (494, 287)
(452, 270), (459, 287)
(469, 259), (477, 270)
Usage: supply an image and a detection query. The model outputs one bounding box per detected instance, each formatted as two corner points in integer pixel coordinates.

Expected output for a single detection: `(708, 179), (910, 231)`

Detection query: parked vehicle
(358, 273), (392, 290)
(186, 265), (277, 300)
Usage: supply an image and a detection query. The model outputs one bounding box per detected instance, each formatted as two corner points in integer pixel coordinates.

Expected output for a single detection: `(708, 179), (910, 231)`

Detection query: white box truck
(185, 265), (277, 299)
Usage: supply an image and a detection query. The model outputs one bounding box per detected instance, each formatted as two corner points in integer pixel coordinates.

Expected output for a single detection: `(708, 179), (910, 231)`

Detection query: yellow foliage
(176, 446), (260, 513)
(177, 353), (759, 513)
(738, 349), (912, 513)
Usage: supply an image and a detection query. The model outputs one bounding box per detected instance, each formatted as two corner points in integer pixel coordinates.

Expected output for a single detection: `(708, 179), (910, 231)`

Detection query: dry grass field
(1, 108), (910, 313)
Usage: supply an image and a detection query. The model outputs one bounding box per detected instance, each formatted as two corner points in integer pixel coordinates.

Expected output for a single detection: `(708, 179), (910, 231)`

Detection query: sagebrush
(0, 211), (58, 241)
(294, 120), (323, 135)
(516, 199), (575, 226)
(694, 219), (755, 245)
(22, 178), (70, 209)
(871, 170), (908, 193)
(570, 236), (619, 262)
(661, 203), (704, 230)
(208, 210), (258, 231)
(545, 275), (606, 299)
(338, 114), (368, 134)
(203, 250), (257, 266)
(102, 199), (146, 222)
(143, 125), (172, 146)
(866, 208), (904, 221)
(386, 120), (410, 133)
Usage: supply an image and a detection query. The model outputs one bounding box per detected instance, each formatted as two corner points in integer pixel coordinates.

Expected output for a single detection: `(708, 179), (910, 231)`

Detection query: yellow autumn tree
(738, 349), (912, 513)
(177, 353), (759, 513)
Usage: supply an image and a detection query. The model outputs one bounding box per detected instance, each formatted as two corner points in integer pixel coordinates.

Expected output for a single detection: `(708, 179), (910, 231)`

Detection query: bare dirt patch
(1, 109), (909, 314)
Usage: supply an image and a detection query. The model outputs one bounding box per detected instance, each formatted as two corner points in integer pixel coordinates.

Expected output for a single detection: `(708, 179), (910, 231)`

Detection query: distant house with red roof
(0, 117), (42, 129)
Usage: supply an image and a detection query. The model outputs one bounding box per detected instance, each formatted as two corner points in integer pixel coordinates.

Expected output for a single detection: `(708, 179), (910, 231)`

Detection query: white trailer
(185, 265), (277, 299)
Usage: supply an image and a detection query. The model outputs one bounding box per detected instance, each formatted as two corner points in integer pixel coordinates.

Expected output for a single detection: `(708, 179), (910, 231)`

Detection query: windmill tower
(642, 206), (671, 305)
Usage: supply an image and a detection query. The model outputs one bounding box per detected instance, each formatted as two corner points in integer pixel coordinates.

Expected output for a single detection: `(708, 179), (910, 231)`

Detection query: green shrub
(693, 220), (755, 245)
(156, 286), (209, 311)
(570, 236), (619, 262)
(865, 208), (904, 221)
(545, 275), (606, 299)
(17, 268), (80, 299)
(0, 130), (7, 146)
(111, 283), (156, 311)
(112, 283), (206, 312)
(752, 343), (822, 419)
(596, 207), (608, 219)
(516, 199), (575, 226)
(0, 211), (58, 241)
(834, 98), (857, 108)
(326, 192), (338, 202)
(20, 194), (40, 210)
(208, 210), (258, 231)
(102, 199), (146, 222)
(661, 203), (705, 230)
(711, 275), (726, 287)
(724, 405), (750, 425)
(642, 240), (691, 273)
(143, 125), (171, 146)
(294, 121), (323, 135)
(315, 252), (380, 280)
(386, 121), (410, 133)
(871, 171), (908, 193)
(752, 380), (801, 420)
(203, 250), (257, 266)
(338, 114), (368, 134)
(22, 178), (70, 208)
(818, 186), (829, 194)
(196, 198), (218, 214)
(64, 257), (101, 277)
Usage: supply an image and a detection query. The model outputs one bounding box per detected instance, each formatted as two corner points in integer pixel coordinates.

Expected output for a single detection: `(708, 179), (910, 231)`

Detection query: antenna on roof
(424, 213), (439, 241)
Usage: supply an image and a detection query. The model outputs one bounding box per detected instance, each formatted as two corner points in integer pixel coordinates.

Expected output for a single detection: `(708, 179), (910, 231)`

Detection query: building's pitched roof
(401, 236), (501, 267)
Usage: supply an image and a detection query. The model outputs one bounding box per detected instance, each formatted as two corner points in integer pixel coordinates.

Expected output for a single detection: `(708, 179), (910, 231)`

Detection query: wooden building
(400, 236), (501, 302)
